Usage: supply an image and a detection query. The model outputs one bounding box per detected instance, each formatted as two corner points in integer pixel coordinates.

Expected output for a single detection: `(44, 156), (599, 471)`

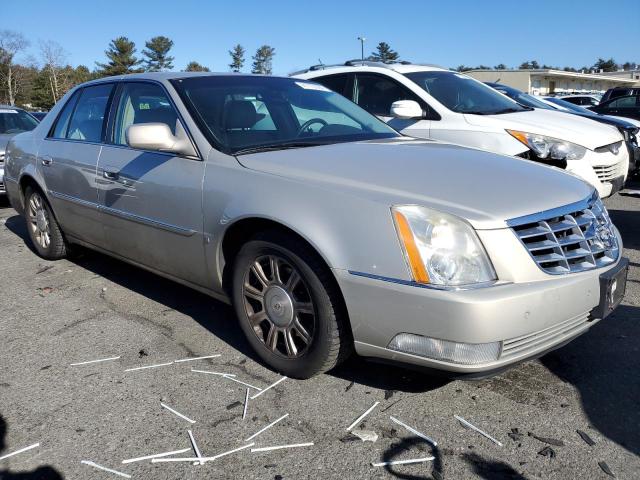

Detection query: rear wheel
(232, 231), (352, 378)
(24, 186), (67, 260)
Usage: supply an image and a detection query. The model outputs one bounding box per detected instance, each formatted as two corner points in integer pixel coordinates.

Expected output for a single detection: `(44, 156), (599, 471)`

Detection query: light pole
(357, 36), (366, 64)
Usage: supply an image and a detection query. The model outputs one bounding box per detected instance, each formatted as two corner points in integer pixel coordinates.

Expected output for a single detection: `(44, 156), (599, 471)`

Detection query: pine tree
(251, 45), (275, 75)
(96, 37), (142, 77)
(184, 61), (210, 72)
(143, 36), (174, 72)
(369, 42), (399, 63)
(494, 63), (507, 70)
(228, 44), (245, 72)
(592, 57), (618, 72)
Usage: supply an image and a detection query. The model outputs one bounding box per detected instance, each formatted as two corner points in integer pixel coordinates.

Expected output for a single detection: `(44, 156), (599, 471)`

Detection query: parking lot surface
(0, 186), (639, 480)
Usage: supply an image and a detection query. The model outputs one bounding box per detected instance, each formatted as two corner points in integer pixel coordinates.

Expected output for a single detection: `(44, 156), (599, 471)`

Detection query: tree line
(1, 29), (637, 111)
(0, 30), (278, 109)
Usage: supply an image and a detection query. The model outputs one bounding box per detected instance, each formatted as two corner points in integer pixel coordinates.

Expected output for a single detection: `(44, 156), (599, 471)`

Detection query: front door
(96, 81), (208, 286)
(38, 83), (115, 247)
(352, 73), (431, 139)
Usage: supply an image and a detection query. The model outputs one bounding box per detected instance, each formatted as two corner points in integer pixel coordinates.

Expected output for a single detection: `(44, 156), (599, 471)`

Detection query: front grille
(594, 162), (625, 182)
(0, 152), (4, 165)
(501, 312), (590, 360)
(509, 194), (619, 274)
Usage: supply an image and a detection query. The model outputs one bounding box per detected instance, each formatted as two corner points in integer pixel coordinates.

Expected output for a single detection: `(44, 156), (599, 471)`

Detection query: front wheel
(232, 231), (352, 379)
(24, 186), (67, 260)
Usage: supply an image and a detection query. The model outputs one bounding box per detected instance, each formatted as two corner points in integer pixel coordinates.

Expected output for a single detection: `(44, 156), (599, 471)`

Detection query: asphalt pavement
(0, 184), (638, 480)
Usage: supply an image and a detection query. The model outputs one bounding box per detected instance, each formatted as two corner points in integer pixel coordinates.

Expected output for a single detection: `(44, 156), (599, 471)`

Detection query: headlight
(392, 205), (497, 287)
(507, 130), (587, 160)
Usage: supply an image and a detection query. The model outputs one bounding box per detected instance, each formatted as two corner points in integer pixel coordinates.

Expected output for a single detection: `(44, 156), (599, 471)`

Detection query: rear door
(38, 83), (115, 247)
(96, 80), (208, 285)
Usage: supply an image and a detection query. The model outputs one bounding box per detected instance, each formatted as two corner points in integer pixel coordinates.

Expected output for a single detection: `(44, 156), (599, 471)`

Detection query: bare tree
(0, 30), (30, 105)
(39, 40), (68, 104)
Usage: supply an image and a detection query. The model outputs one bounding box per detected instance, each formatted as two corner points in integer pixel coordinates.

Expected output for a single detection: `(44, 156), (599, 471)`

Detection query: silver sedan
(4, 73), (627, 378)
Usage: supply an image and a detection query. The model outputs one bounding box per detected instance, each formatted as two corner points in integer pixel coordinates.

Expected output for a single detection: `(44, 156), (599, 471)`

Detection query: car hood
(236, 138), (594, 229)
(464, 109), (622, 150)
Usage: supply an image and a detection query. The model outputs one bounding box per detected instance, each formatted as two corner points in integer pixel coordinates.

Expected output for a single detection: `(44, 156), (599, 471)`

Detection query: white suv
(294, 62), (628, 198)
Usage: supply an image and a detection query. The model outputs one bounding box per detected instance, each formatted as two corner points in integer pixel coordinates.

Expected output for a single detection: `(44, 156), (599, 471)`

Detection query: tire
(24, 186), (67, 260)
(232, 230), (352, 379)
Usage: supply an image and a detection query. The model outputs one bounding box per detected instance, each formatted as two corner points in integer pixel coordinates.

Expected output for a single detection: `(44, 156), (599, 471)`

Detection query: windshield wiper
(234, 141), (329, 156)
(492, 107), (530, 114)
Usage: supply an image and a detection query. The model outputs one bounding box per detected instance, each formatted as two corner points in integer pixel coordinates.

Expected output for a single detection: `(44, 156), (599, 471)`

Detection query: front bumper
(566, 147), (629, 198)
(334, 257), (626, 374)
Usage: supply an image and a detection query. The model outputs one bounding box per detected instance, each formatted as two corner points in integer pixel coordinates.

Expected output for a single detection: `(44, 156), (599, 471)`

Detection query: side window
(354, 74), (423, 116)
(113, 82), (179, 146)
(607, 96), (636, 108)
(50, 90), (81, 139)
(66, 84), (114, 142)
(313, 74), (350, 97)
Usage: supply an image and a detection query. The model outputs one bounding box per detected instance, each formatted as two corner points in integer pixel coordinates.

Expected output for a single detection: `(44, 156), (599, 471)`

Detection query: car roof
(293, 61), (450, 76)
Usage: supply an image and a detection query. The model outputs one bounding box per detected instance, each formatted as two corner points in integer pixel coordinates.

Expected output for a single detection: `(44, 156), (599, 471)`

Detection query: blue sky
(5, 0), (639, 74)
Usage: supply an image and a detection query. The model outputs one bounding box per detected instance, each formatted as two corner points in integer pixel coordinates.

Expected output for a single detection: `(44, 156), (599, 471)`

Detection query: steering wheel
(297, 118), (328, 136)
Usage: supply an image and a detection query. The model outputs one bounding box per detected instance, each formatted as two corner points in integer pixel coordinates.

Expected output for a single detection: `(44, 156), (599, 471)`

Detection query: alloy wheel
(242, 254), (316, 358)
(27, 192), (51, 249)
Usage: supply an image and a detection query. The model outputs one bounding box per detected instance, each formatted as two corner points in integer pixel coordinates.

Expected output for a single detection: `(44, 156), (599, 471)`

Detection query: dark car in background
(484, 82), (553, 110)
(590, 95), (640, 122)
(30, 111), (48, 121)
(0, 105), (40, 195)
(601, 87), (640, 104)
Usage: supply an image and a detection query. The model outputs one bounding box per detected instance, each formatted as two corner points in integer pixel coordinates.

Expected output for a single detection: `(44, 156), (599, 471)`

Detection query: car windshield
(171, 76), (399, 154)
(0, 108), (39, 134)
(544, 97), (591, 113)
(487, 84), (553, 110)
(405, 71), (528, 115)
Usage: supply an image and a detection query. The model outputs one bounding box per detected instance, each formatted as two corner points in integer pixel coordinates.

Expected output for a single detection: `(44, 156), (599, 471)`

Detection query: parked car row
(2, 70), (629, 379)
(0, 106), (41, 195)
(295, 61), (630, 197)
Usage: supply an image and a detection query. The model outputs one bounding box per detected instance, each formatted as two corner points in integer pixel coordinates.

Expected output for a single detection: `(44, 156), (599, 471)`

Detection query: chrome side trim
(347, 270), (502, 291)
(506, 190), (598, 227)
(49, 190), (196, 237)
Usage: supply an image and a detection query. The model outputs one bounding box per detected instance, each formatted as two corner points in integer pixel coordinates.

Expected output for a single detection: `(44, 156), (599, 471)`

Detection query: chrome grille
(508, 194), (619, 274)
(0, 152), (4, 165)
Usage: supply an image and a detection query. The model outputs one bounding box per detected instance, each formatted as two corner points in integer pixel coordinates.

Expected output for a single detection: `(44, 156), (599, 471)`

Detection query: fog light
(387, 333), (501, 365)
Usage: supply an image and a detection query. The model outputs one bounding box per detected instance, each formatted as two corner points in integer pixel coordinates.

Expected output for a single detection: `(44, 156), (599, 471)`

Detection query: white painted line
(250, 376), (286, 399)
(174, 355), (221, 363)
(221, 375), (262, 391)
(188, 430), (203, 466)
(81, 460), (131, 478)
(245, 413), (289, 442)
(191, 368), (236, 377)
(346, 401), (380, 431)
(161, 402), (196, 424)
(122, 448), (191, 464)
(371, 456), (435, 467)
(242, 388), (249, 420)
(152, 443), (254, 463)
(390, 416), (437, 446)
(251, 442), (314, 453)
(0, 443), (40, 461)
(454, 415), (503, 446)
(124, 362), (173, 372)
(70, 356), (120, 366)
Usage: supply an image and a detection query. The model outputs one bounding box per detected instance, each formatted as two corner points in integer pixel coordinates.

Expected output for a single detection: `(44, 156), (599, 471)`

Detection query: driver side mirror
(390, 100), (423, 119)
(126, 122), (197, 157)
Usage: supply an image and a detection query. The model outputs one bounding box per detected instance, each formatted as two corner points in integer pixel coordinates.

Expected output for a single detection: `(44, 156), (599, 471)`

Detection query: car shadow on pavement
(541, 304), (640, 457)
(0, 415), (63, 480)
(4, 213), (449, 394)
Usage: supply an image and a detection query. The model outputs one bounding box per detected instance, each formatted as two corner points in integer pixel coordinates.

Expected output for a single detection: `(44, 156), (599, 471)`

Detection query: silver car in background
(4, 73), (628, 378)
(0, 105), (39, 195)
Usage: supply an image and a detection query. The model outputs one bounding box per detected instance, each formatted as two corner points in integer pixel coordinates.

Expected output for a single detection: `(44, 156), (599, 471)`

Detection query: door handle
(41, 155), (53, 166)
(103, 169), (119, 180)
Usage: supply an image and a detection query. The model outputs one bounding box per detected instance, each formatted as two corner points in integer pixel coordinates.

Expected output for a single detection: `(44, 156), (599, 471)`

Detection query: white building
(465, 69), (636, 95)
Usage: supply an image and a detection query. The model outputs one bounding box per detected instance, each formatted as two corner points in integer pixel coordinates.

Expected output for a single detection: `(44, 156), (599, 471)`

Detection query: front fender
(202, 162), (410, 292)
